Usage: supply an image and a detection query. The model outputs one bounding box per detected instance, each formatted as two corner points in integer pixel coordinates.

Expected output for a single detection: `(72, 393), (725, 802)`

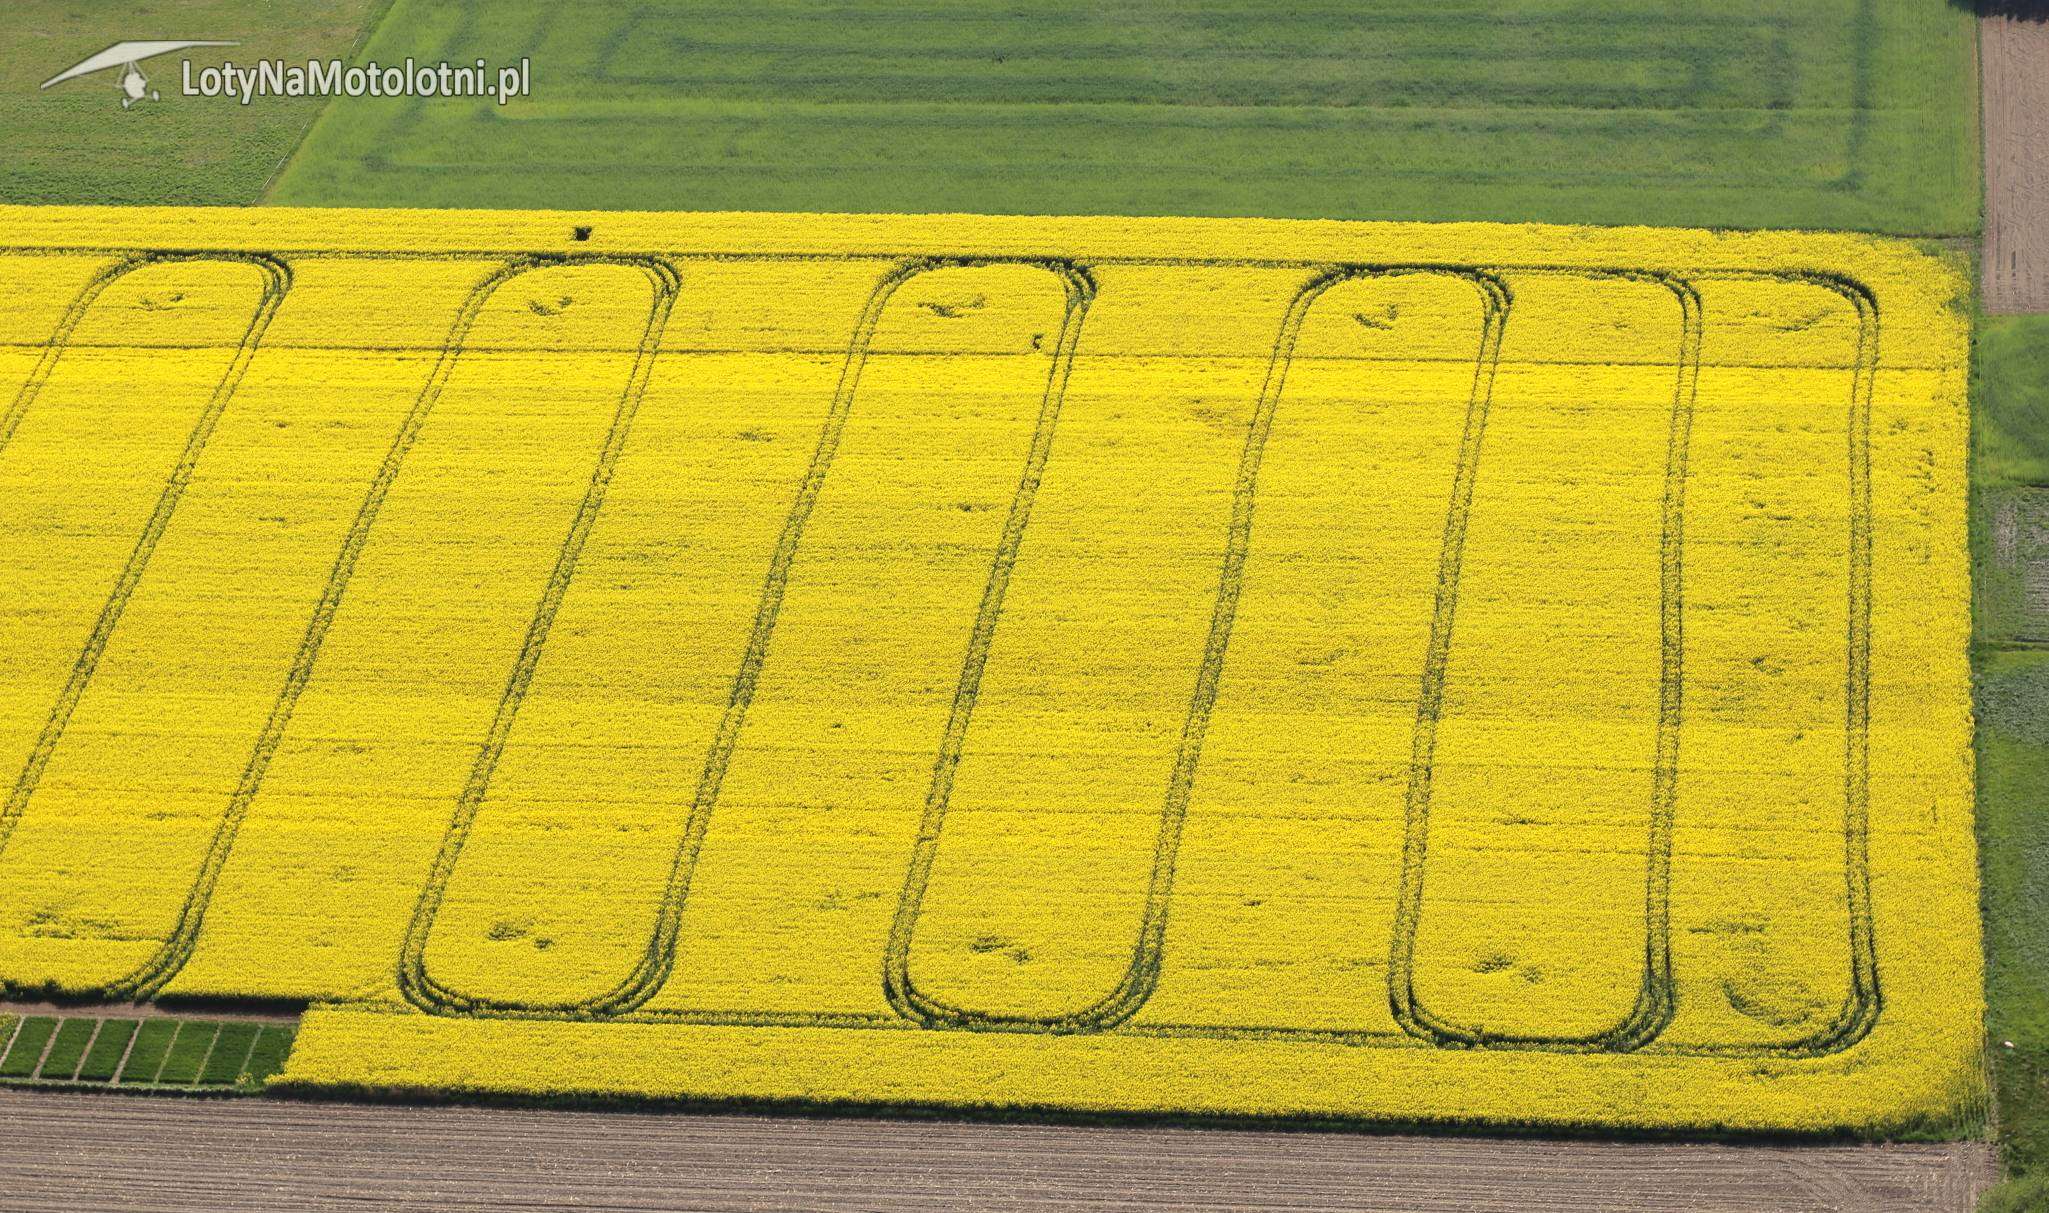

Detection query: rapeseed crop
(0, 206), (1975, 1129)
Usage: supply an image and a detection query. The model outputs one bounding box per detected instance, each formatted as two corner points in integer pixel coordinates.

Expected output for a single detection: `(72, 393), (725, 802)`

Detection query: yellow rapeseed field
(0, 206), (1975, 1130)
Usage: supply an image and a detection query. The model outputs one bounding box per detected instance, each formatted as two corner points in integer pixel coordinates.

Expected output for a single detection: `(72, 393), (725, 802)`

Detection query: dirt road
(0, 1089), (1995, 1213)
(1982, 15), (2049, 313)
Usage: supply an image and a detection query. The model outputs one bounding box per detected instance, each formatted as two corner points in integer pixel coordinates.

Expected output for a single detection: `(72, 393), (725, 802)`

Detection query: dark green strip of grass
(198, 1023), (262, 1087)
(75, 1019), (138, 1083)
(240, 1026), (296, 1087)
(1976, 316), (2049, 489)
(36, 1019), (97, 1082)
(0, 1017), (54, 1078)
(153, 1022), (221, 1086)
(1979, 653), (2049, 1168)
(118, 1019), (178, 1085)
(0, 1015), (295, 1089)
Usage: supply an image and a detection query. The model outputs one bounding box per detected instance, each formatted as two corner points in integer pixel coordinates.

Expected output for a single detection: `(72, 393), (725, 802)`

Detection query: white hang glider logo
(41, 41), (238, 108)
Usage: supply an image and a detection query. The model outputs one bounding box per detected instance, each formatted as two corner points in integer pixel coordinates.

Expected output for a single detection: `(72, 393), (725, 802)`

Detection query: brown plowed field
(1983, 15), (2049, 313)
(0, 1089), (1994, 1212)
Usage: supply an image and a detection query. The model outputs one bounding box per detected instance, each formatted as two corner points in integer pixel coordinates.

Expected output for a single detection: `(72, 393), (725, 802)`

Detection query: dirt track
(1982, 15), (2049, 313)
(0, 1089), (1995, 1213)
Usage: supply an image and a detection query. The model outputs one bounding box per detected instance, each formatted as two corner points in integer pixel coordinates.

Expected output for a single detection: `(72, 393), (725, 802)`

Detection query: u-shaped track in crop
(379, 255), (683, 1016)
(1386, 268), (1698, 1054)
(1648, 269), (1881, 1060)
(882, 265), (1510, 1034)
(399, 255), (1097, 1020)
(0, 251), (291, 872)
(102, 254), (679, 1003)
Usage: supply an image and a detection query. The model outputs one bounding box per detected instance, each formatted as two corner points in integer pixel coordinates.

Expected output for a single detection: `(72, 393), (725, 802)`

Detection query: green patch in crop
(199, 1023), (263, 1086)
(119, 1019), (179, 1085)
(74, 1019), (138, 1083)
(35, 1018), (98, 1081)
(153, 1022), (221, 1086)
(240, 1026), (297, 1088)
(0, 1017), (56, 1078)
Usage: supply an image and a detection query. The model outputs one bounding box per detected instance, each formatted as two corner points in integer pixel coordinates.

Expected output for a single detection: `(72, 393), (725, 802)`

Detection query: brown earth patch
(0, 1089), (1997, 1212)
(1983, 16), (2049, 314)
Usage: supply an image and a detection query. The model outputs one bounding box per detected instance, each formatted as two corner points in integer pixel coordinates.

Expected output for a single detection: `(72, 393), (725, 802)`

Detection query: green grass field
(1975, 317), (2049, 1208)
(119, 1020), (179, 1085)
(1, 1), (1982, 232)
(258, 0), (1981, 232)
(33, 1019), (96, 1082)
(0, 1017), (49, 1078)
(0, 1014), (293, 1089)
(152, 1024), (217, 1086)
(1977, 318), (2049, 489)
(2, 0), (385, 206)
(76, 1020), (138, 1083)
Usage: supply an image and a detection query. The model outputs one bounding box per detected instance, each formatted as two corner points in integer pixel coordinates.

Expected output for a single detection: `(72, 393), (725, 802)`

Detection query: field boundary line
(107, 1017), (141, 1084)
(255, 0), (405, 204)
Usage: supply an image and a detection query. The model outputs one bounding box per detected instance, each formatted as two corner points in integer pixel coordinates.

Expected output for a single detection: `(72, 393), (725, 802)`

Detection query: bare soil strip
(0, 1000), (299, 1025)
(0, 1089), (1994, 1212)
(1982, 16), (2049, 314)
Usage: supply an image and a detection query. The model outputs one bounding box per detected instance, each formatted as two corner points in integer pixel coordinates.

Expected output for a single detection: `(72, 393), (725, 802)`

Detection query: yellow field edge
(280, 1007), (1981, 1133)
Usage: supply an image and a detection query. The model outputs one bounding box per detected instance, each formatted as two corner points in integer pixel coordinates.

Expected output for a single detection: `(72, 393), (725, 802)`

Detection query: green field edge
(1966, 34), (2049, 1174)
(255, 0), (403, 203)
(0, 1012), (294, 1096)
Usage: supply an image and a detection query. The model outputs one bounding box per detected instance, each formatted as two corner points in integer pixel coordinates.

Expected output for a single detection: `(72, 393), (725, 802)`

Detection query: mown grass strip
(153, 1021), (220, 1086)
(0, 1016), (52, 1078)
(75, 1019), (137, 1083)
(36, 1018), (97, 1081)
(198, 1022), (261, 1086)
(118, 1019), (178, 1085)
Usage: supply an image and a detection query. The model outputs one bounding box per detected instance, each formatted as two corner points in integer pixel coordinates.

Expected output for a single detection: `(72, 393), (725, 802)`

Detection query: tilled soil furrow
(0, 1090), (1997, 1213)
(1983, 15), (2049, 314)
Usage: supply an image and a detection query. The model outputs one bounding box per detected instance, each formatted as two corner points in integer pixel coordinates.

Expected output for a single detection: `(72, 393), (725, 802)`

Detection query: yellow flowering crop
(0, 206), (1975, 1130)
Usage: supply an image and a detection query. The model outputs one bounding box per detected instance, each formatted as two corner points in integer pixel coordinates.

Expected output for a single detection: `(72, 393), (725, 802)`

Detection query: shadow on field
(1953, 0), (2049, 18)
